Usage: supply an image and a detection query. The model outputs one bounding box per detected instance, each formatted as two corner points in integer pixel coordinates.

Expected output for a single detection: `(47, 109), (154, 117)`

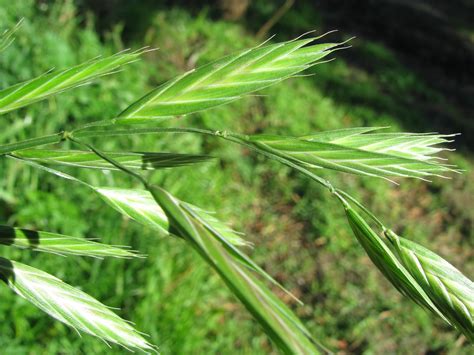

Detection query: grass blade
(0, 225), (138, 258)
(12, 149), (212, 170)
(116, 36), (344, 123)
(0, 258), (153, 351)
(0, 50), (144, 114)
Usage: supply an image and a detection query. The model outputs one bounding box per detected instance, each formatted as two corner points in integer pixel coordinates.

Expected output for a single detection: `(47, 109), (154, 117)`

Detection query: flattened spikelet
(344, 205), (449, 324)
(12, 149), (212, 170)
(0, 225), (139, 258)
(117, 36), (344, 123)
(247, 128), (459, 181)
(0, 258), (154, 351)
(0, 50), (144, 114)
(386, 230), (474, 341)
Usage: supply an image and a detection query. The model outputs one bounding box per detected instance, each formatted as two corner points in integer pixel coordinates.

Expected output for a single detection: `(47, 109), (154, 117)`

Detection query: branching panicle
(0, 25), (469, 353)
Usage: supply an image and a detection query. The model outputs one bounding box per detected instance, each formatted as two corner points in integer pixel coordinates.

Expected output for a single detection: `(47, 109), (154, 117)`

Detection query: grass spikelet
(342, 203), (450, 324)
(12, 149), (212, 170)
(0, 258), (154, 352)
(0, 19), (23, 53)
(0, 50), (144, 114)
(95, 187), (250, 247)
(0, 225), (139, 258)
(386, 230), (474, 341)
(246, 128), (459, 181)
(147, 185), (328, 354)
(116, 36), (344, 123)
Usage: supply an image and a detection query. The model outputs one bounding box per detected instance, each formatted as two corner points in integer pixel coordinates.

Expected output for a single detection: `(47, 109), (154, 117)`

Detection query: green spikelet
(386, 230), (474, 341)
(343, 204), (451, 325)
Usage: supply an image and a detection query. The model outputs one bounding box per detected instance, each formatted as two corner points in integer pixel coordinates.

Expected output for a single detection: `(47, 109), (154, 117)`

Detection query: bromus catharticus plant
(0, 20), (471, 353)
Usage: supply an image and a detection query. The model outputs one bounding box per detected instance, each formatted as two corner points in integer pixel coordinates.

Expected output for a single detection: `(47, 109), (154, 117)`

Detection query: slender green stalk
(68, 136), (149, 187)
(75, 127), (335, 190)
(0, 127), (222, 155)
(0, 132), (64, 155)
(335, 189), (385, 229)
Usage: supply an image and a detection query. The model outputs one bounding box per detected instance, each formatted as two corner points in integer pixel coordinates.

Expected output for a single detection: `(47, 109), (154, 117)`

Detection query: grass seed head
(344, 206), (452, 325)
(386, 230), (474, 341)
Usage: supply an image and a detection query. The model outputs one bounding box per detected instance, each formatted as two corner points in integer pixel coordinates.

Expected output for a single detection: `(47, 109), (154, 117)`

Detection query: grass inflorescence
(0, 6), (471, 354)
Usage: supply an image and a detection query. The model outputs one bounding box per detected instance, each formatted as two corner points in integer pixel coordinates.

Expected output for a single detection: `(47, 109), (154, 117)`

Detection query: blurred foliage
(0, 0), (472, 353)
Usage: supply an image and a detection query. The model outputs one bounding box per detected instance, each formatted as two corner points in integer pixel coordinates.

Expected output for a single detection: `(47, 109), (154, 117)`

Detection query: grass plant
(0, 17), (471, 353)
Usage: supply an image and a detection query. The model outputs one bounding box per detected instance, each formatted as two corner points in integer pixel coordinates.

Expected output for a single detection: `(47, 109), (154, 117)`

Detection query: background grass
(0, 0), (473, 353)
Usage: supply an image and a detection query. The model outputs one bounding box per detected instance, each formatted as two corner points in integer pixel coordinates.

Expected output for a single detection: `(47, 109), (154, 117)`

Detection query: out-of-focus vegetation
(0, 0), (472, 353)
